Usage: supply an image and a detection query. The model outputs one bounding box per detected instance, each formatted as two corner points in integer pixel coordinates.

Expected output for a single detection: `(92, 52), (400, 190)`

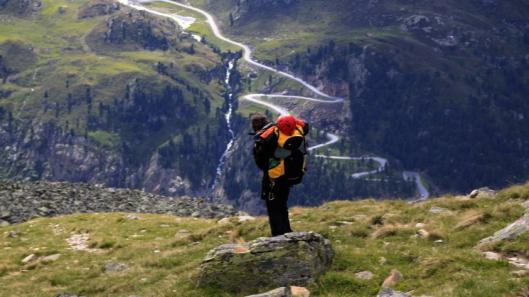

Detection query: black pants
(262, 177), (293, 236)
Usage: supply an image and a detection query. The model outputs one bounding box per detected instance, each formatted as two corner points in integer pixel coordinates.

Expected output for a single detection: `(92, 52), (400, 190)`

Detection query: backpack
(260, 123), (307, 186)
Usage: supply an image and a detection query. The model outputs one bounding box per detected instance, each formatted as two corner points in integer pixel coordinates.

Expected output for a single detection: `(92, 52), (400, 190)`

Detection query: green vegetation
(145, 1), (240, 52)
(0, 0), (233, 190)
(88, 130), (120, 148)
(188, 0), (529, 194)
(1, 182), (528, 296)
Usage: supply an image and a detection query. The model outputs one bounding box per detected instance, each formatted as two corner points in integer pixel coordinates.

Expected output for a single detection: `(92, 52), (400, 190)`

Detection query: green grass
(1, 182), (528, 296)
(88, 130), (120, 148)
(145, 1), (240, 52)
(0, 0), (226, 142)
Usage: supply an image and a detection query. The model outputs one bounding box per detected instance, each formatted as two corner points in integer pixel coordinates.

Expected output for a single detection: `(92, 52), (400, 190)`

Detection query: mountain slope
(193, 0), (529, 194)
(0, 0), (231, 196)
(0, 181), (528, 296)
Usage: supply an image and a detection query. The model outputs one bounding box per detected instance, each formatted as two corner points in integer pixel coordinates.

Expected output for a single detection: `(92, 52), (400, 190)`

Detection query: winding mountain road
(118, 0), (430, 200)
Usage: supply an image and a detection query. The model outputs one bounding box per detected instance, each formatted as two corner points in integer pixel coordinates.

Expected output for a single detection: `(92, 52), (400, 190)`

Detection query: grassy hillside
(0, 0), (232, 194)
(1, 182), (528, 296)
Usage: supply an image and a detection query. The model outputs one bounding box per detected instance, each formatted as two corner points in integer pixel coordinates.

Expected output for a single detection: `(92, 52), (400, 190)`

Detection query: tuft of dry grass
(454, 210), (491, 230)
(371, 224), (414, 239)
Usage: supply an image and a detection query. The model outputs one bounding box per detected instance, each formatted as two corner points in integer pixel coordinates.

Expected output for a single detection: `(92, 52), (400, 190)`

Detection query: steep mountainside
(196, 0), (529, 194)
(0, 0), (233, 196)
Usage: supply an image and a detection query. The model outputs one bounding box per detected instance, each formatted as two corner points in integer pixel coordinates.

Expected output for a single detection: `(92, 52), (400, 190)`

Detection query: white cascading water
(117, 0), (430, 200)
(211, 60), (236, 191)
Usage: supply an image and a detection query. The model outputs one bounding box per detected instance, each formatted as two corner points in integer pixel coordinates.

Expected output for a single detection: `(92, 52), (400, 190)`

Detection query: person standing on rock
(250, 113), (309, 236)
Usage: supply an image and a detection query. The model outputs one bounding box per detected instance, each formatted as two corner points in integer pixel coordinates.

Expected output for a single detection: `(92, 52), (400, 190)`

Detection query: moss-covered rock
(198, 232), (333, 294)
(77, 0), (121, 19)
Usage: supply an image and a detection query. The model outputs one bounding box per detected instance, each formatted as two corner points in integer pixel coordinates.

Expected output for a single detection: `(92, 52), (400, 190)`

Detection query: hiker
(251, 113), (309, 236)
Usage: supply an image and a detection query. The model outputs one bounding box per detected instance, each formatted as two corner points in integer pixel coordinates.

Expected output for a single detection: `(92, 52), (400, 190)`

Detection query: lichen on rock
(198, 232), (333, 294)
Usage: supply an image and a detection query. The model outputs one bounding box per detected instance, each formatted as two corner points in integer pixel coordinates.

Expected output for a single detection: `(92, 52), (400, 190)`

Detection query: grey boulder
(479, 212), (529, 245)
(378, 288), (413, 297)
(198, 232), (333, 293)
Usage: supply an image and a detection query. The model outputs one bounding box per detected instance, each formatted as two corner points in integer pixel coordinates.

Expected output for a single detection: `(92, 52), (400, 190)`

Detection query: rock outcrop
(246, 286), (310, 297)
(0, 0), (41, 16)
(468, 187), (496, 199)
(0, 180), (240, 224)
(78, 0), (121, 19)
(103, 9), (181, 50)
(378, 288), (413, 297)
(198, 232), (333, 293)
(479, 212), (529, 245)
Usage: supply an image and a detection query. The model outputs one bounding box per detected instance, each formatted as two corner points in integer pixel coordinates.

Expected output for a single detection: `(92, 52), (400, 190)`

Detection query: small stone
(415, 223), (426, 228)
(355, 270), (375, 280)
(7, 231), (18, 238)
(37, 206), (50, 214)
(104, 262), (128, 273)
(429, 206), (449, 214)
(469, 190), (480, 198)
(42, 254), (61, 262)
(290, 286), (310, 297)
(191, 211), (201, 217)
(468, 187), (496, 199)
(0, 220), (10, 227)
(506, 256), (529, 269)
(434, 239), (444, 243)
(512, 270), (529, 277)
(126, 214), (139, 220)
(217, 218), (231, 225)
(0, 210), (11, 219)
(523, 200), (529, 209)
(382, 269), (402, 288)
(336, 221), (354, 225)
(377, 288), (412, 297)
(417, 229), (430, 239)
(245, 287), (289, 297)
(483, 251), (502, 261)
(379, 257), (387, 265)
(22, 254), (37, 264)
(238, 215), (256, 222)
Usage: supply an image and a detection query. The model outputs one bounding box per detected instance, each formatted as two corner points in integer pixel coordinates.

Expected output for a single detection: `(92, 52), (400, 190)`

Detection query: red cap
(277, 114), (297, 135)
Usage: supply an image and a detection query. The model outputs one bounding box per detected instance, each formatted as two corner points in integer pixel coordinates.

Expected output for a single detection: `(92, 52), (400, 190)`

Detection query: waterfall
(210, 60), (236, 192)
